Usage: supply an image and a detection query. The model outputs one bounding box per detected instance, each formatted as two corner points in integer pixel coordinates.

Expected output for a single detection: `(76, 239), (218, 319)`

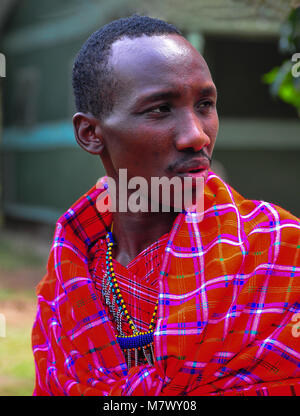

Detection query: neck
(111, 210), (178, 267)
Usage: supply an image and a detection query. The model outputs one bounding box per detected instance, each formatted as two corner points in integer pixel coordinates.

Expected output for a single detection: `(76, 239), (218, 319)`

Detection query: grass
(0, 239), (46, 271)
(0, 324), (35, 395)
(0, 230), (48, 396)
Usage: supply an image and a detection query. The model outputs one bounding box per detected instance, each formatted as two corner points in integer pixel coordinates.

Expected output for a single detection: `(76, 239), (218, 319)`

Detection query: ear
(73, 112), (104, 155)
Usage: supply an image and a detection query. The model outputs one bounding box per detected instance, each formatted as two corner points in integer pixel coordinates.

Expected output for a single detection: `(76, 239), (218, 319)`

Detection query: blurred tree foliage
(263, 6), (300, 116)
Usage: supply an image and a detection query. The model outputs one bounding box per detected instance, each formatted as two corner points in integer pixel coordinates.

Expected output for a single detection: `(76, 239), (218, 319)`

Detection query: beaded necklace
(102, 225), (158, 368)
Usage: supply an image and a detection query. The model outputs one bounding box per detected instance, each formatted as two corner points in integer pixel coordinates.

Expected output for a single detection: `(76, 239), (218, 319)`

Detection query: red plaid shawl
(32, 171), (300, 396)
(89, 231), (167, 338)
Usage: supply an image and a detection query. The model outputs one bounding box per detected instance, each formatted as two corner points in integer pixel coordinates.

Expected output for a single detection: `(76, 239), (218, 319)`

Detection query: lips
(174, 158), (210, 174)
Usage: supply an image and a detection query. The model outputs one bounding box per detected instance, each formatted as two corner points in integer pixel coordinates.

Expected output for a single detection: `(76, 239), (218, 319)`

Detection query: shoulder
(205, 170), (300, 238)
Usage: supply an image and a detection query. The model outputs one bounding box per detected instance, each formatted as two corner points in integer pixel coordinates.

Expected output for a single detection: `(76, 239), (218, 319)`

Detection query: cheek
(207, 114), (219, 146)
(103, 119), (171, 171)
(105, 132), (156, 174)
(213, 112), (219, 133)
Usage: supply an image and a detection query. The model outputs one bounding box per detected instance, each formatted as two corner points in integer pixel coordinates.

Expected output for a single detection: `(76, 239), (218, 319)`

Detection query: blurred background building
(0, 0), (299, 237)
(0, 0), (299, 397)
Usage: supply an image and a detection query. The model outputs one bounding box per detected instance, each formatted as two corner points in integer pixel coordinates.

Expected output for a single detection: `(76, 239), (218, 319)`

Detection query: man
(32, 15), (300, 396)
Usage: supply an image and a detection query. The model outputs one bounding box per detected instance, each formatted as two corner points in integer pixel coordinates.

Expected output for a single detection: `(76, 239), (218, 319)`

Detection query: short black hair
(72, 14), (182, 119)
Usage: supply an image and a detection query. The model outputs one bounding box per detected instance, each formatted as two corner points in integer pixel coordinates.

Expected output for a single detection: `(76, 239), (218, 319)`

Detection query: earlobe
(73, 112), (104, 155)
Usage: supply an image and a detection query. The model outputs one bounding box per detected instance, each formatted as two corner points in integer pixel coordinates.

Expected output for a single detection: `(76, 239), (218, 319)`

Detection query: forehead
(108, 34), (213, 97)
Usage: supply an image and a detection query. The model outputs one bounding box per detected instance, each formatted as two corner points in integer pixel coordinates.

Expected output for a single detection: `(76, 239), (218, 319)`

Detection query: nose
(174, 111), (211, 152)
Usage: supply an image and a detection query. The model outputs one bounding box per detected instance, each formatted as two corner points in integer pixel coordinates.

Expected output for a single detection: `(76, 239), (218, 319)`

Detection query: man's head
(72, 14), (181, 120)
(73, 15), (219, 209)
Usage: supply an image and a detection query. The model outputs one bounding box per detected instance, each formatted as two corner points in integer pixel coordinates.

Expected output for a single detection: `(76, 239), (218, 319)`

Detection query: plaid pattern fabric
(89, 233), (168, 335)
(32, 171), (300, 396)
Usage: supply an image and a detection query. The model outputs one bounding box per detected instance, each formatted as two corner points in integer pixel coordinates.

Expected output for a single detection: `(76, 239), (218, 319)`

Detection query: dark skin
(73, 34), (219, 267)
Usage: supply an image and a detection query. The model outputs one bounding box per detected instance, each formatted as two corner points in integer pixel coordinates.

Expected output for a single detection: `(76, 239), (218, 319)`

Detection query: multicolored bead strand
(102, 226), (158, 368)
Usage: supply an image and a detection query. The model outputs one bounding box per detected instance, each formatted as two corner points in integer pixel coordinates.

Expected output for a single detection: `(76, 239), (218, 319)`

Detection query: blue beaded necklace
(103, 225), (158, 368)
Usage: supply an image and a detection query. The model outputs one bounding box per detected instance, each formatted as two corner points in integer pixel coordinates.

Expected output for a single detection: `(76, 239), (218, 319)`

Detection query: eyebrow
(133, 85), (217, 108)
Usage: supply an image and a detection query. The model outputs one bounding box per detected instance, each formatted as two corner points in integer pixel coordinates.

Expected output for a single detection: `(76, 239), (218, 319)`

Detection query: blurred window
(13, 67), (40, 127)
(204, 36), (296, 118)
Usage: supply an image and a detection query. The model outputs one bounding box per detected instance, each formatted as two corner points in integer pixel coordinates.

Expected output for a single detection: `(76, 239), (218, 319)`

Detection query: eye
(196, 100), (214, 112)
(148, 104), (170, 114)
